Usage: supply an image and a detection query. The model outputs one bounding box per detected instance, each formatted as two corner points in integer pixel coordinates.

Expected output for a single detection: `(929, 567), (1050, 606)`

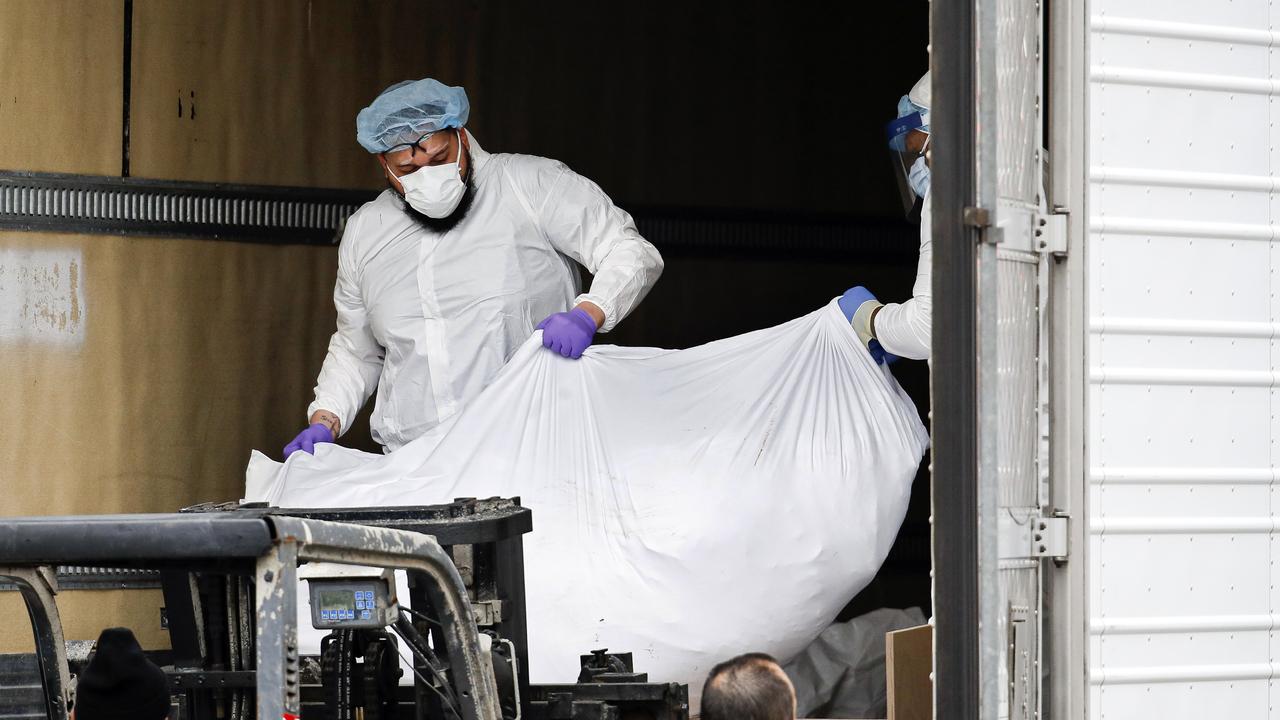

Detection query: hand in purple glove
(283, 423), (334, 459)
(536, 307), (598, 359)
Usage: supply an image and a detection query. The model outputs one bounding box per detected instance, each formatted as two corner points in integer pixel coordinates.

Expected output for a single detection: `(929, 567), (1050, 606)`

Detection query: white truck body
(1084, 0), (1280, 717)
(931, 0), (1280, 718)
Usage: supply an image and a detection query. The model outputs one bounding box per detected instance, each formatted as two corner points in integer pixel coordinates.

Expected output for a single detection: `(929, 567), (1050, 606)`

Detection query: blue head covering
(356, 78), (470, 153)
(886, 95), (930, 152)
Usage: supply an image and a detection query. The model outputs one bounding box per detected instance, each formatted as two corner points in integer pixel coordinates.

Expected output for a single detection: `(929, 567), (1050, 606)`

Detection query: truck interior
(0, 2), (939, 719)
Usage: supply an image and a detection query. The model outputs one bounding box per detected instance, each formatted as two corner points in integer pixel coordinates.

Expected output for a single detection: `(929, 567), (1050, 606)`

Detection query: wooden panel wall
(0, 0), (123, 174)
(129, 0), (473, 187)
(1, 231), (337, 517)
(0, 591), (168, 652)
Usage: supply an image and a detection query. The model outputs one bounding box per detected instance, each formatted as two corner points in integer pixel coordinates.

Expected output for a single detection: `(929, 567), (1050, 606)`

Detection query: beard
(392, 147), (478, 233)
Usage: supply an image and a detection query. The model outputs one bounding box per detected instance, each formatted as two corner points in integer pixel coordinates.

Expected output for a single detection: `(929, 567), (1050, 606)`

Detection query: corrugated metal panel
(996, 0), (1041, 204)
(1000, 564), (1040, 720)
(1087, 1), (1279, 717)
(977, 0), (1046, 715)
(995, 252), (1041, 719)
(999, 253), (1041, 510)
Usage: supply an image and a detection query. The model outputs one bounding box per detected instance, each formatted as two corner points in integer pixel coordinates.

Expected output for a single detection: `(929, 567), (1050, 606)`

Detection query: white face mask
(908, 155), (931, 198)
(907, 134), (931, 198)
(391, 129), (467, 218)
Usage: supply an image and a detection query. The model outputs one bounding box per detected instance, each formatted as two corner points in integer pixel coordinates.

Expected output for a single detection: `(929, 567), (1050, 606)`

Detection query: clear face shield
(886, 108), (931, 219)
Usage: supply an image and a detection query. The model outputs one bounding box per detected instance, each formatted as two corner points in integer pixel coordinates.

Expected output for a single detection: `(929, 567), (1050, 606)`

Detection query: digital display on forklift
(318, 589), (357, 614)
(318, 586), (378, 620)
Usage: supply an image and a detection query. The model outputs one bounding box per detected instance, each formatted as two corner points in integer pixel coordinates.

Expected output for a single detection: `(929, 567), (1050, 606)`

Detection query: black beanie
(74, 628), (170, 720)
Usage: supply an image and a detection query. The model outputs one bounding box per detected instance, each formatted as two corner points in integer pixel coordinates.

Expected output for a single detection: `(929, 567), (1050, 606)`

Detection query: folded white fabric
(245, 299), (928, 704)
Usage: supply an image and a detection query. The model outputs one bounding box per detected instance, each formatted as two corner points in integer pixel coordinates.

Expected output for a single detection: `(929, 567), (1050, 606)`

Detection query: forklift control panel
(303, 563), (399, 630)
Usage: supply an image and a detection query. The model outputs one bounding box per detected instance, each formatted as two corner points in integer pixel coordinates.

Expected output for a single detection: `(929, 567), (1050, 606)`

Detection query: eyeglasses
(383, 131), (455, 164)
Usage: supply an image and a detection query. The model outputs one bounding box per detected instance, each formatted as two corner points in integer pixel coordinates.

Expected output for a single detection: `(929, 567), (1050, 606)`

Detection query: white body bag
(245, 300), (928, 700)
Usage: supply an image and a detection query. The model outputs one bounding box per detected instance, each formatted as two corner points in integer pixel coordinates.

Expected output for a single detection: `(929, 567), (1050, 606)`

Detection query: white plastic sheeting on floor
(245, 299), (928, 703)
(785, 607), (927, 719)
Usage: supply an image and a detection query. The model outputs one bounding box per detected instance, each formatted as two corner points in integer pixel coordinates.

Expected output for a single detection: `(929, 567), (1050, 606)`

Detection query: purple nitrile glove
(283, 423), (334, 459)
(536, 307), (598, 359)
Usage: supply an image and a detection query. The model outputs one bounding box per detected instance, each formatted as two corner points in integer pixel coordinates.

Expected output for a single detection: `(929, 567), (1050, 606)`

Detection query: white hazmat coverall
(874, 190), (931, 359)
(309, 132), (664, 451)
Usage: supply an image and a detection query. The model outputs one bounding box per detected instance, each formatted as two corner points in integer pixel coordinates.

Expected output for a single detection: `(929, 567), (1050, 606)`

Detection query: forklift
(0, 498), (688, 719)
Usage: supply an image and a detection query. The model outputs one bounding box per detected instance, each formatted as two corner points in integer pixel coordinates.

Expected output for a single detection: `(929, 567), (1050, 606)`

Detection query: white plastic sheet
(245, 299), (928, 702)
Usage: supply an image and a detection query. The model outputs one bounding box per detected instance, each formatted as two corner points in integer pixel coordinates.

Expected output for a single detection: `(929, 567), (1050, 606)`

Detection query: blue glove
(838, 286), (879, 322)
(867, 339), (901, 366)
(839, 286), (897, 365)
(283, 423), (334, 458)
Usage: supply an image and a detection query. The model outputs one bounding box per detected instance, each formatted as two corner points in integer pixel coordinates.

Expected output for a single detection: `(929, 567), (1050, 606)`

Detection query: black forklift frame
(176, 499), (534, 716)
(0, 512), (503, 720)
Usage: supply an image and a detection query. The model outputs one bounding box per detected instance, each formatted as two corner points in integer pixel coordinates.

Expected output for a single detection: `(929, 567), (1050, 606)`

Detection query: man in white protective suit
(282, 78), (664, 457)
(786, 70), (932, 718)
(838, 71), (932, 363)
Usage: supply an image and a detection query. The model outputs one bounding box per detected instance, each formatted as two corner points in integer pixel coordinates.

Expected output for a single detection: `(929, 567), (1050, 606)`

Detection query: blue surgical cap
(886, 94), (930, 152)
(356, 78), (470, 154)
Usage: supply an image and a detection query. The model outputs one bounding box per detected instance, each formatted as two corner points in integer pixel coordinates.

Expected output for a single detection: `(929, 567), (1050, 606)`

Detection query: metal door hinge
(1035, 213), (1067, 256)
(999, 512), (1070, 561)
(1031, 515), (1069, 559)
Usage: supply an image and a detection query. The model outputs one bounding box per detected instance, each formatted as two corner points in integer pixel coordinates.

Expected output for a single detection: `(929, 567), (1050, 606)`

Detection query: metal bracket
(473, 600), (506, 626)
(963, 205), (992, 228)
(1035, 213), (1068, 256)
(167, 669), (257, 690)
(1007, 605), (1031, 720)
(1031, 516), (1069, 559)
(999, 513), (1070, 561)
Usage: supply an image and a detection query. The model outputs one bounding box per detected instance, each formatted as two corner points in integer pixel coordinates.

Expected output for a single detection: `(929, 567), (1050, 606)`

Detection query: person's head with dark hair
(700, 652), (796, 720)
(72, 628), (170, 720)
